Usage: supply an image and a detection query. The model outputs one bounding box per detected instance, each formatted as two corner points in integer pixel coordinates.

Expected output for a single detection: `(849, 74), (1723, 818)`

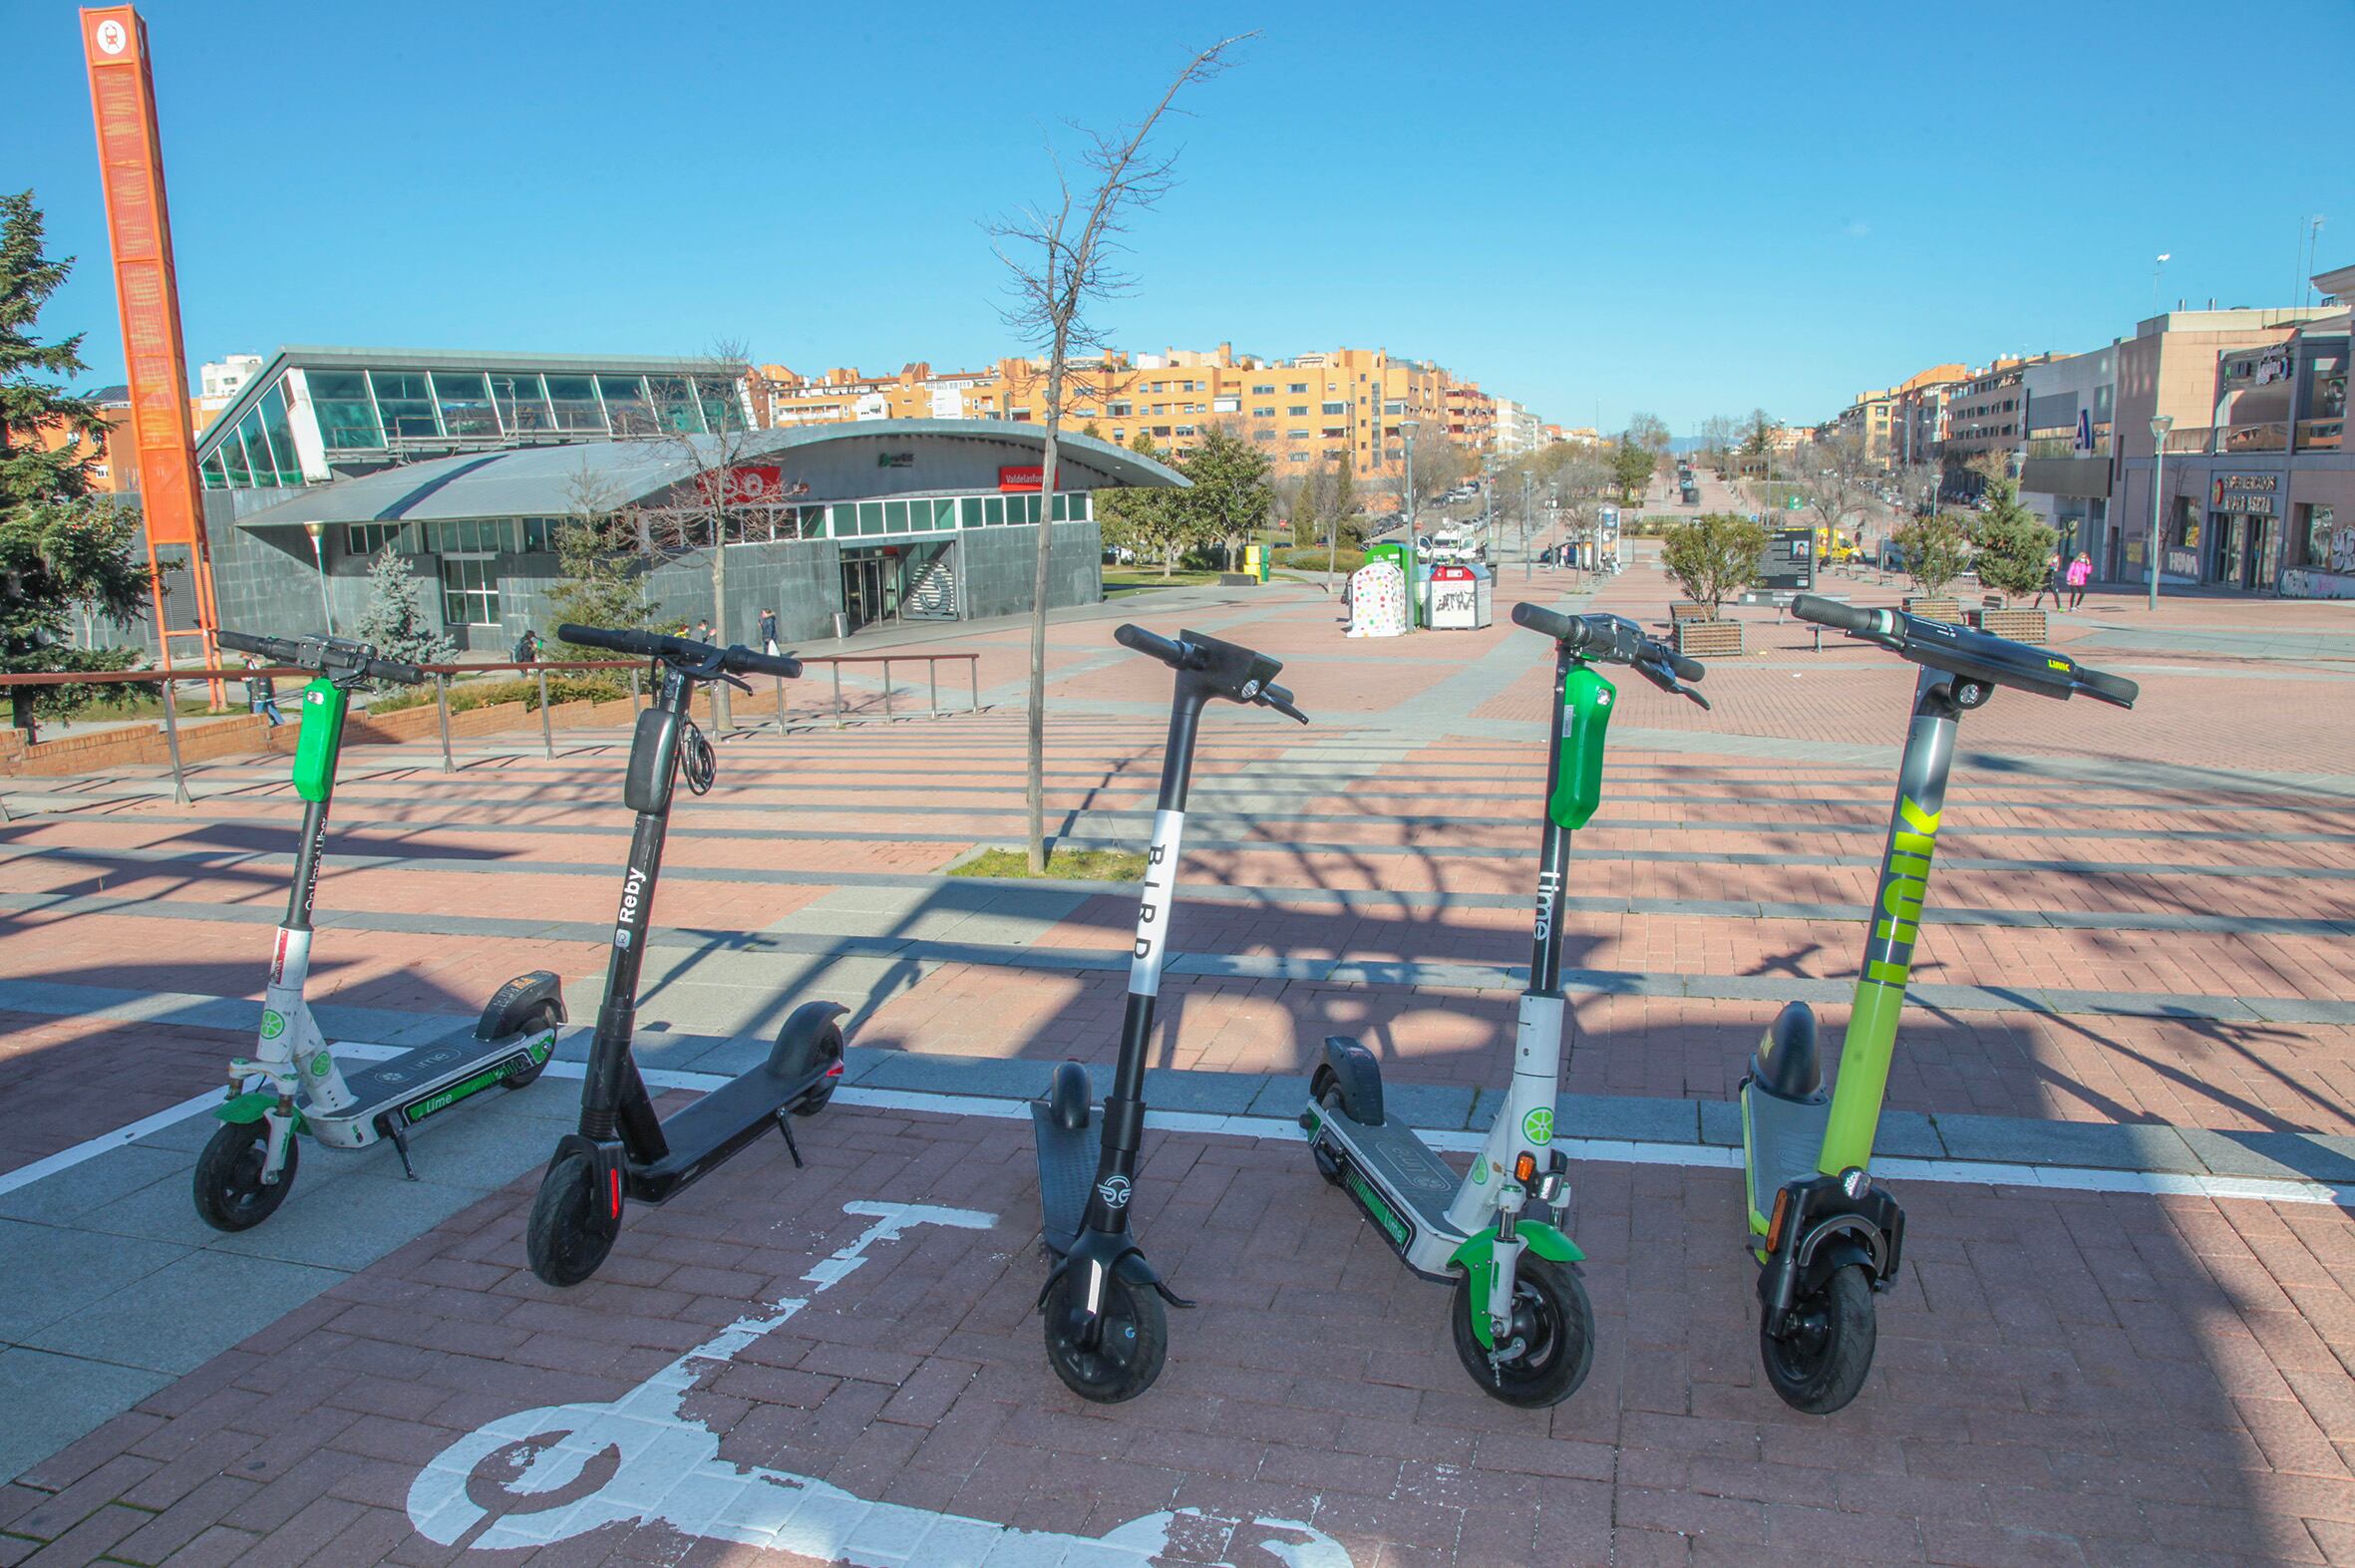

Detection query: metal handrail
(0, 648), (985, 803)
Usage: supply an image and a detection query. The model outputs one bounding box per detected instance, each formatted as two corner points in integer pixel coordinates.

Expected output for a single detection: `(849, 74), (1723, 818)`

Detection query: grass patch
(950, 846), (1148, 882)
(1105, 568), (1221, 592)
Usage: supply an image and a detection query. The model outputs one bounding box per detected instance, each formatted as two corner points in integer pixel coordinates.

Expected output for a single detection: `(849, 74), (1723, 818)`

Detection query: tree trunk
(1025, 365), (1063, 875)
(710, 522), (731, 731)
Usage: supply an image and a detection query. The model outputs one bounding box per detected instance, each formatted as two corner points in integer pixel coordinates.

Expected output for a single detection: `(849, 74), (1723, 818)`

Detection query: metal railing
(0, 647), (982, 805)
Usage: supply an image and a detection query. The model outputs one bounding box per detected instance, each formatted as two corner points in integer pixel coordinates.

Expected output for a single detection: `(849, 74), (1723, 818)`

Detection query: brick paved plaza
(3, 555), (2353, 1565)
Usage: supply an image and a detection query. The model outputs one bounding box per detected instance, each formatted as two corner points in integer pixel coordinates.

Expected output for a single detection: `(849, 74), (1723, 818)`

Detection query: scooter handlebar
(1791, 595), (1886, 635)
(215, 629), (291, 661)
(1511, 602), (1585, 646)
(215, 629), (425, 685)
(2073, 665), (2140, 708)
(1114, 623), (1204, 670)
(556, 623), (799, 680)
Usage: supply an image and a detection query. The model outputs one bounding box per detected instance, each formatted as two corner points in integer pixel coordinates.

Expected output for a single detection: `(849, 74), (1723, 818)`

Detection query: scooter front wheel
(192, 1118), (299, 1232)
(1760, 1263), (1875, 1414)
(526, 1151), (621, 1287)
(1451, 1254), (1595, 1409)
(1041, 1267), (1167, 1404)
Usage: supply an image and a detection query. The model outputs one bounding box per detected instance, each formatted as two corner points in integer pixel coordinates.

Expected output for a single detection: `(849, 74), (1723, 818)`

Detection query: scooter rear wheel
(790, 1023), (845, 1117)
(502, 1002), (562, 1090)
(1450, 1254), (1595, 1408)
(192, 1118), (298, 1232)
(526, 1151), (621, 1287)
(1760, 1264), (1875, 1414)
(1041, 1268), (1167, 1404)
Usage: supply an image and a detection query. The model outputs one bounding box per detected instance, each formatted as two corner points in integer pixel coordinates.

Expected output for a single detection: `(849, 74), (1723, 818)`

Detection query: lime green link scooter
(190, 630), (562, 1231)
(1741, 597), (2139, 1413)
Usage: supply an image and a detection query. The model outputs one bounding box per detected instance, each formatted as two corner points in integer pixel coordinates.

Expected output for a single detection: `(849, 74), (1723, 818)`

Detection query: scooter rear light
(609, 1168), (622, 1218)
(1766, 1186), (1792, 1254)
(826, 1061), (843, 1078)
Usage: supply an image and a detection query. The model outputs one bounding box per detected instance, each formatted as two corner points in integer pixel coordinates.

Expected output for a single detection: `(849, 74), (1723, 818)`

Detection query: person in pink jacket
(2065, 550), (2093, 609)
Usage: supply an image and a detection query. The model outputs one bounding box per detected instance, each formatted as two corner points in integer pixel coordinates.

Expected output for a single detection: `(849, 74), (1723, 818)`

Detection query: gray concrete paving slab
(16, 1248), (346, 1376)
(0, 1350), (171, 1492)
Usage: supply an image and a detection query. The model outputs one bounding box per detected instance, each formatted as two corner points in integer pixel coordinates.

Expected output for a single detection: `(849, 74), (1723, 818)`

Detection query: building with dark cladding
(145, 418), (1182, 655)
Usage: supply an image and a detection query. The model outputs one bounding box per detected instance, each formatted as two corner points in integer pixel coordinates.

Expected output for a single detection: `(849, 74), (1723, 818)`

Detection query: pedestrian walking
(694, 619), (713, 645)
(511, 628), (539, 665)
(758, 607), (780, 656)
(2033, 552), (2062, 609)
(245, 657), (284, 728)
(1338, 572), (1353, 623)
(2066, 551), (2092, 610)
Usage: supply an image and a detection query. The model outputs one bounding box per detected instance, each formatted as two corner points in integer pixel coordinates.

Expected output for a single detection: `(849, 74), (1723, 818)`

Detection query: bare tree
(1792, 431), (1874, 552)
(641, 337), (764, 727)
(989, 34), (1252, 873)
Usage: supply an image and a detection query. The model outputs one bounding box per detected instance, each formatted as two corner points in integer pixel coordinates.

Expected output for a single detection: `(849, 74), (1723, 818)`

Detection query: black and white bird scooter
(1031, 624), (1306, 1403)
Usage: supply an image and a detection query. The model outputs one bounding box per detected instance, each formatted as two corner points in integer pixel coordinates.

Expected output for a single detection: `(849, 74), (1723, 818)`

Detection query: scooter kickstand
(774, 1110), (804, 1169)
(387, 1124), (419, 1182)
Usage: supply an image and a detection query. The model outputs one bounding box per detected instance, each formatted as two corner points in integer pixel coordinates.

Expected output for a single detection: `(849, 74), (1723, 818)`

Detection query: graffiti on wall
(2281, 523), (2355, 598)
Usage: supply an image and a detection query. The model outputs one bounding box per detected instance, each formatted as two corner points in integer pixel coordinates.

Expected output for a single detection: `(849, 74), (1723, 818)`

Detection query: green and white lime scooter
(1740, 596), (2139, 1413)
(191, 630), (563, 1232)
(1302, 603), (1708, 1407)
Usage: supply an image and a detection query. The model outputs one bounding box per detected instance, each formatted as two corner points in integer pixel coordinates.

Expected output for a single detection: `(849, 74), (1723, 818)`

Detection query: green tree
(353, 546), (456, 683)
(1967, 474), (2056, 600)
(1177, 422), (1272, 568)
(543, 468), (657, 640)
(1096, 431), (1190, 575)
(0, 191), (151, 739)
(1741, 408), (1776, 457)
(1660, 511), (1767, 613)
(1894, 509), (1973, 598)
(1609, 439), (1655, 504)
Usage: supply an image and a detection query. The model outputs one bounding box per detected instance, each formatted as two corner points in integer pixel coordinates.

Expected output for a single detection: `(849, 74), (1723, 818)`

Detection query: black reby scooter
(1032, 625), (1306, 1403)
(526, 625), (848, 1287)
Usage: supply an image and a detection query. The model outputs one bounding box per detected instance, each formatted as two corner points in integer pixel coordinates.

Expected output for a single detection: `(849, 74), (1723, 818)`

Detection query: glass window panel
(857, 501), (884, 535)
(960, 497), (983, 527)
(370, 370), (442, 440)
(644, 375), (703, 435)
(305, 370), (383, 451)
(544, 374), (604, 431)
(440, 557), (501, 625)
(259, 387), (303, 482)
(432, 372), (499, 437)
(984, 496), (1005, 525)
(493, 373), (554, 433)
(199, 451), (228, 488)
(883, 499), (909, 531)
(216, 427), (250, 485)
(695, 377), (741, 431)
(934, 498), (956, 529)
(236, 411), (278, 488)
(598, 375), (654, 434)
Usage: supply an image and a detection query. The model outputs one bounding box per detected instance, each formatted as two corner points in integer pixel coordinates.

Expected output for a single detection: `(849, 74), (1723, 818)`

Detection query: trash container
(833, 611), (850, 639)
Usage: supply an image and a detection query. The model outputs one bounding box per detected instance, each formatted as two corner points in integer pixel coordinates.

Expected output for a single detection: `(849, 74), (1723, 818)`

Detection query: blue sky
(9, 0), (2349, 434)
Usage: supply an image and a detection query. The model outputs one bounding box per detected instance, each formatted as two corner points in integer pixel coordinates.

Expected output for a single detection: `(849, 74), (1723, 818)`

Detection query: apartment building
(1940, 354), (2065, 487)
(754, 343), (1490, 479)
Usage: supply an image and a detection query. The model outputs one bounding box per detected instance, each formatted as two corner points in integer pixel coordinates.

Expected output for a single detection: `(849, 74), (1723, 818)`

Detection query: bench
(1902, 597), (1962, 624)
(1977, 608), (2050, 644)
(1668, 601), (1714, 623)
(1675, 618), (1745, 660)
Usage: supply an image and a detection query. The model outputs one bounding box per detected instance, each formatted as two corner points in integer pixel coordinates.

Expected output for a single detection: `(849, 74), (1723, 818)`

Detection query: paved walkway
(2, 556), (2351, 1564)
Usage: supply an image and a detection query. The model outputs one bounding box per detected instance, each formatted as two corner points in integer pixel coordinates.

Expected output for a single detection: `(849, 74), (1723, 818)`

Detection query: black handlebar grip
(1791, 595), (1877, 633)
(1511, 603), (1586, 645)
(1662, 647), (1705, 682)
(556, 623), (648, 656)
(366, 657), (426, 686)
(726, 645), (802, 680)
(215, 630), (271, 657)
(1115, 623), (1189, 667)
(2074, 666), (2140, 708)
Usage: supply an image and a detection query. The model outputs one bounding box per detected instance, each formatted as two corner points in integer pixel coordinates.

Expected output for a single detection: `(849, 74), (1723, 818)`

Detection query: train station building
(179, 408), (1181, 653)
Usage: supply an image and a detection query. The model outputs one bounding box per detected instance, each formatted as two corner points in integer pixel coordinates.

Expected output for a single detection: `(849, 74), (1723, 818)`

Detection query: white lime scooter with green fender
(1302, 603), (1709, 1407)
(192, 630), (563, 1232)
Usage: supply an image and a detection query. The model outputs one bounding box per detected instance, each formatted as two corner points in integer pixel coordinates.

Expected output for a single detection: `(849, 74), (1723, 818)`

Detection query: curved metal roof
(228, 420), (1184, 529)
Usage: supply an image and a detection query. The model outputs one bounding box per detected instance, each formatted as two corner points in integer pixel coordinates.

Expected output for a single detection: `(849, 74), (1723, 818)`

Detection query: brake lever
(1635, 655), (1712, 711)
(1261, 694), (1309, 725)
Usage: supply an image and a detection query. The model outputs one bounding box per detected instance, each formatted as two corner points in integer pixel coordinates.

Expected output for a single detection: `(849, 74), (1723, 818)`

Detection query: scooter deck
(633, 1059), (821, 1193)
(1030, 1102), (1102, 1257)
(310, 1022), (545, 1138)
(1317, 1102), (1463, 1254)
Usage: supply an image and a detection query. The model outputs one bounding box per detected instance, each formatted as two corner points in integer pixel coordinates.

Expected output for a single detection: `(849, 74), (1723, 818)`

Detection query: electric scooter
(525, 624), (846, 1287)
(192, 630), (563, 1231)
(1303, 604), (1707, 1407)
(1741, 596), (2138, 1413)
(1033, 625), (1307, 1403)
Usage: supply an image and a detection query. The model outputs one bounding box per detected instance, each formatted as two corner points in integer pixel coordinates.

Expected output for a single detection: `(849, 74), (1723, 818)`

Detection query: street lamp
(2147, 415), (2173, 612)
(1399, 420), (1421, 629)
(301, 520), (335, 634)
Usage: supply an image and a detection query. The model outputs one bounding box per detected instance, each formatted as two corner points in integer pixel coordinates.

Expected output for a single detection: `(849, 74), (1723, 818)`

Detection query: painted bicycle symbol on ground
(406, 1200), (1353, 1566)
